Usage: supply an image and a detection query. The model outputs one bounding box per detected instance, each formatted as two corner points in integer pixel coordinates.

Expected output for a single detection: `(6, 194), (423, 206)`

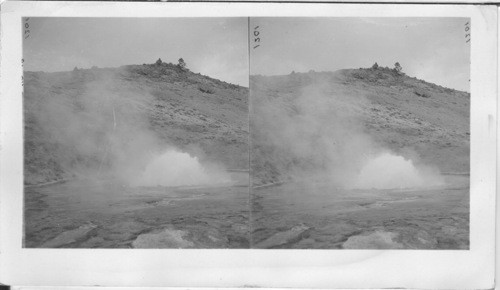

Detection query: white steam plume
(131, 149), (232, 187)
(251, 74), (444, 190)
(26, 69), (231, 187)
(352, 152), (444, 189)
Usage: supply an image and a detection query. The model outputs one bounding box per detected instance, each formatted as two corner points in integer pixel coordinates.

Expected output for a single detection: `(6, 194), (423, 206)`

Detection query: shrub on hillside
(394, 62), (403, 74)
(178, 58), (186, 70)
(414, 89), (432, 98)
(198, 85), (215, 94)
(352, 70), (368, 80)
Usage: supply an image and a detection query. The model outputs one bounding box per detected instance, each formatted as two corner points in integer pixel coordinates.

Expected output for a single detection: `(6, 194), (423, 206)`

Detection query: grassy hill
(250, 67), (470, 186)
(24, 62), (249, 185)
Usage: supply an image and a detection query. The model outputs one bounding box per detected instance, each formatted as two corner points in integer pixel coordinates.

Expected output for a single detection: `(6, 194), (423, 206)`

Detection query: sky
(24, 17), (470, 92)
(23, 17), (249, 86)
(250, 18), (470, 92)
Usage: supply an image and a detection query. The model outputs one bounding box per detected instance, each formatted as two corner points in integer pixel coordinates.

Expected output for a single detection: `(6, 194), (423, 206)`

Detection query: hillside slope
(251, 67), (470, 186)
(24, 63), (249, 185)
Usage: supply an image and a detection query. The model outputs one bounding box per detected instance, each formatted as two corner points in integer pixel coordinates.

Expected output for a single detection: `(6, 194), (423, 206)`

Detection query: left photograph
(23, 18), (250, 248)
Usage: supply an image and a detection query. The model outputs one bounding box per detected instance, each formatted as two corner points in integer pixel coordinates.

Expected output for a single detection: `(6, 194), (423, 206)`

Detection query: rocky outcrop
(40, 223), (97, 248)
(254, 224), (311, 248)
(132, 228), (195, 248)
(342, 231), (404, 249)
(131, 225), (230, 249)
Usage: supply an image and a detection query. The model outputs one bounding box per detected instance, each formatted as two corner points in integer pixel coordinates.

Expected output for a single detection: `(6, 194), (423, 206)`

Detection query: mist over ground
(353, 152), (444, 189)
(132, 149), (232, 187)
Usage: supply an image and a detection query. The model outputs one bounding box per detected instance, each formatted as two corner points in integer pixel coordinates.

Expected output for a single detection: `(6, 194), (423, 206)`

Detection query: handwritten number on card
(253, 26), (260, 49)
(465, 21), (470, 43)
(24, 18), (30, 39)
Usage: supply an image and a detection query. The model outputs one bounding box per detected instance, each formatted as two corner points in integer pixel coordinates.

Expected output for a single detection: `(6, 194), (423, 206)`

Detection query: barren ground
(251, 175), (468, 249)
(25, 172), (249, 248)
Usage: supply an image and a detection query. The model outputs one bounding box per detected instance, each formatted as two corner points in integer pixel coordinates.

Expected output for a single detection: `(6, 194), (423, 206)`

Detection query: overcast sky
(251, 18), (470, 92)
(24, 17), (470, 92)
(24, 17), (249, 86)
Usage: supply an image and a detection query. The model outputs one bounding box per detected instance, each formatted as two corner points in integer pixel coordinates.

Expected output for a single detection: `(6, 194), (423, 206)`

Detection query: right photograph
(250, 18), (470, 249)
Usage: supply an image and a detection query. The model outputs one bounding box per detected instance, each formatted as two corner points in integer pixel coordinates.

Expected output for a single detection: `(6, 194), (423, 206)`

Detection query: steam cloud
(26, 69), (230, 187)
(353, 152), (444, 189)
(131, 149), (232, 187)
(251, 74), (444, 190)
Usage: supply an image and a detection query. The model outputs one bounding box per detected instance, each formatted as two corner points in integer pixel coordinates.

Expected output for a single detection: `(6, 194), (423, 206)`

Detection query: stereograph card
(0, 1), (497, 289)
